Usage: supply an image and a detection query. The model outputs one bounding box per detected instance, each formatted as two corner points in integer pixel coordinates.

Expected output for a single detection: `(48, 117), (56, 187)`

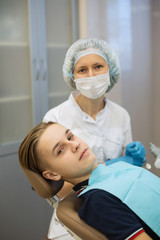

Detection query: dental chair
(21, 166), (108, 240)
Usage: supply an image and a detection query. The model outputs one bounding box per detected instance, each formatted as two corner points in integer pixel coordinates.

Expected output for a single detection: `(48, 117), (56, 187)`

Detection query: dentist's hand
(125, 141), (146, 159)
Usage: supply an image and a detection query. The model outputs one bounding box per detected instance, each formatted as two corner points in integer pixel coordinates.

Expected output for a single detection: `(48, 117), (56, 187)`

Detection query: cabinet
(0, 1), (78, 239)
(0, 0), (78, 157)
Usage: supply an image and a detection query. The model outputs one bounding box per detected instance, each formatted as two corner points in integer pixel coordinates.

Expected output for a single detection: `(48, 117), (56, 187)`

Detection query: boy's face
(37, 124), (97, 184)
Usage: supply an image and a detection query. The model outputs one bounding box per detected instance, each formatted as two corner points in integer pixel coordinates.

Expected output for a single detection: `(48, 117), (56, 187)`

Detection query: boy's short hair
(19, 122), (55, 174)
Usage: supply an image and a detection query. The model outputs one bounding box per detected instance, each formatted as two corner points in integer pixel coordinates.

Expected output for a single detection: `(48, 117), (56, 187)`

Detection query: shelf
(0, 95), (30, 103)
(0, 42), (28, 47)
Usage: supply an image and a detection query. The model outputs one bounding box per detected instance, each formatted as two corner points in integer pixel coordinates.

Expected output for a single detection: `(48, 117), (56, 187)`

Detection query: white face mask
(74, 73), (110, 99)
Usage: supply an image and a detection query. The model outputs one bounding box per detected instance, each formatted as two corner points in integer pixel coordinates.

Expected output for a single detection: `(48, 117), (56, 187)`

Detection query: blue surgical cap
(63, 38), (121, 92)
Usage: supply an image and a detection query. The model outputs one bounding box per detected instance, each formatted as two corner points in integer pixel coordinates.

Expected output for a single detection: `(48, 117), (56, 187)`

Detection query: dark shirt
(73, 180), (160, 240)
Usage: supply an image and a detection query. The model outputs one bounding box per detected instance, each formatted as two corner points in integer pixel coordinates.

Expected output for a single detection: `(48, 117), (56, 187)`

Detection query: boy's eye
(57, 148), (63, 155)
(68, 134), (73, 141)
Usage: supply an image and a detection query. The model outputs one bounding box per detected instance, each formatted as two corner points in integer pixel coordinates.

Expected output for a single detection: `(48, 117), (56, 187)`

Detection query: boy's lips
(79, 148), (88, 160)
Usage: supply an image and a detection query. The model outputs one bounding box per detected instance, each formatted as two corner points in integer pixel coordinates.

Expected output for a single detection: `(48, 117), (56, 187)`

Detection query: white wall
(85, 0), (160, 175)
(152, 0), (160, 145)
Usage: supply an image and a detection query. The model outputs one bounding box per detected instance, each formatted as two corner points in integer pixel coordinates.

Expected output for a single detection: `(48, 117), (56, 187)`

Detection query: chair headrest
(21, 166), (64, 198)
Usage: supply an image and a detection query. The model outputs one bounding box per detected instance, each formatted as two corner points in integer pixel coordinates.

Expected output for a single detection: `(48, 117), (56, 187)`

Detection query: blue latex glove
(106, 155), (146, 167)
(125, 141), (146, 159)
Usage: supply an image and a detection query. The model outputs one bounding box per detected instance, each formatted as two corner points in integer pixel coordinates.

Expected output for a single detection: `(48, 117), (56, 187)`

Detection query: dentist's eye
(79, 68), (86, 73)
(95, 64), (103, 69)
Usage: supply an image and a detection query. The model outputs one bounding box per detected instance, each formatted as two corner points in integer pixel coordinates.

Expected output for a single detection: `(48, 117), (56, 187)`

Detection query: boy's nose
(70, 141), (79, 152)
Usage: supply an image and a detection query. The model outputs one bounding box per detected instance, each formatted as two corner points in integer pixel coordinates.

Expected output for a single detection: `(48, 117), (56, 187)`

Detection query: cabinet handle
(33, 58), (40, 80)
(40, 59), (47, 81)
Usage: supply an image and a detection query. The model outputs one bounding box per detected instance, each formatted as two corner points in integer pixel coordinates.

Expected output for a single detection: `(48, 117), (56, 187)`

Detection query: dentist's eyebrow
(52, 129), (70, 153)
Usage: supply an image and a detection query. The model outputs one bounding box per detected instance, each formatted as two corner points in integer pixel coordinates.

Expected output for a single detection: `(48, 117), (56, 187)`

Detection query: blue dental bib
(79, 162), (160, 236)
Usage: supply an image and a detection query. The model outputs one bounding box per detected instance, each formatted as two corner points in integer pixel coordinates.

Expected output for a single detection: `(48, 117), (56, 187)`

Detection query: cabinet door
(0, 0), (33, 156)
(28, 0), (49, 125)
(45, 0), (78, 108)
(0, 1), (79, 240)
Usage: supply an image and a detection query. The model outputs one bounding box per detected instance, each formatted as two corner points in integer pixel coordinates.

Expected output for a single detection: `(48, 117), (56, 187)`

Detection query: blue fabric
(79, 162), (160, 236)
(107, 141), (146, 167)
(106, 155), (146, 167)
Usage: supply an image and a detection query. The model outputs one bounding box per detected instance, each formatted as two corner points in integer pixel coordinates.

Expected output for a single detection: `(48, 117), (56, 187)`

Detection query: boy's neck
(65, 163), (98, 186)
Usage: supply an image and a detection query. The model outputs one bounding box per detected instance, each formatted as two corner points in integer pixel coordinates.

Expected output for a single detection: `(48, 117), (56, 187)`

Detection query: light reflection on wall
(86, 0), (132, 71)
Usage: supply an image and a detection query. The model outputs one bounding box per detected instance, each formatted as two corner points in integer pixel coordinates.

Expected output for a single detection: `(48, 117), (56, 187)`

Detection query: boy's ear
(42, 170), (61, 181)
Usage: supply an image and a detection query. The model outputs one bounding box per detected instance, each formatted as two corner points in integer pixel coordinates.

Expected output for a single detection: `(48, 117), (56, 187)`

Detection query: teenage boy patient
(19, 122), (160, 240)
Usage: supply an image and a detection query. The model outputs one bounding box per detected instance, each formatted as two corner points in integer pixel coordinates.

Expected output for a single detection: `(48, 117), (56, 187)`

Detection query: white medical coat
(43, 91), (132, 162)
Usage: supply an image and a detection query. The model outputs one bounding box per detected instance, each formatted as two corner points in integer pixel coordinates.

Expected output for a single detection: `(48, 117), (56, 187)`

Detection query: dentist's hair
(19, 122), (55, 174)
(63, 38), (120, 92)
